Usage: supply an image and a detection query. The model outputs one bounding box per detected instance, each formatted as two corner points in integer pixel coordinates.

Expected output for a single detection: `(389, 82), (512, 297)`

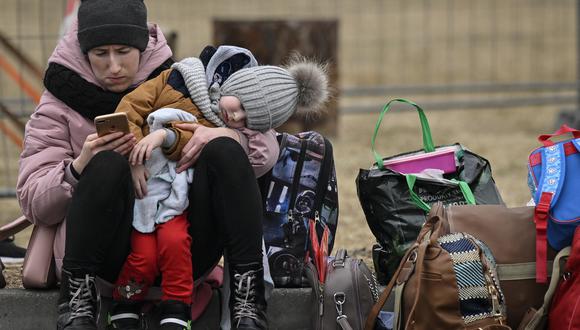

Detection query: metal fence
(0, 0), (577, 196)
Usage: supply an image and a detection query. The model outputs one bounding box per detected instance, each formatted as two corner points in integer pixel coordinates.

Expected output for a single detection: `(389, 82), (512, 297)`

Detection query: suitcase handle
(372, 98), (435, 170)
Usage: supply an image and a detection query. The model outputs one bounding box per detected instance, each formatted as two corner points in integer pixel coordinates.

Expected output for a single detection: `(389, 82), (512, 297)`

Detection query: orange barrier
(0, 120), (23, 148)
(0, 102), (25, 133)
(0, 32), (44, 80)
(0, 54), (41, 104)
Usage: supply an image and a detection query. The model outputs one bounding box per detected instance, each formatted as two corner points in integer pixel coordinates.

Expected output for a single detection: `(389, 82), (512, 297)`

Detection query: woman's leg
(63, 150), (135, 280)
(188, 137), (267, 329)
(59, 150), (134, 330)
(189, 137), (263, 275)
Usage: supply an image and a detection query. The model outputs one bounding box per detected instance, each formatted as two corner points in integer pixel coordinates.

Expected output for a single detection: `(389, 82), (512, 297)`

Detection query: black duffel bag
(356, 98), (504, 283)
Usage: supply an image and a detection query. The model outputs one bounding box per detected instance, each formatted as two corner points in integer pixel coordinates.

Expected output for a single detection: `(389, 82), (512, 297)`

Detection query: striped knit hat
(210, 58), (329, 132)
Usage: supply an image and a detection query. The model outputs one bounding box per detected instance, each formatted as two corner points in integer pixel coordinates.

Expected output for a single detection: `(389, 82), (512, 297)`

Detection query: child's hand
(131, 164), (149, 199)
(130, 129), (167, 166)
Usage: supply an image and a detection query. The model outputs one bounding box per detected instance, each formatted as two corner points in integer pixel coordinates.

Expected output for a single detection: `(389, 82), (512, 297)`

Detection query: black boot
(158, 300), (191, 330)
(229, 262), (268, 330)
(56, 269), (98, 330)
(57, 269), (72, 330)
(107, 301), (141, 330)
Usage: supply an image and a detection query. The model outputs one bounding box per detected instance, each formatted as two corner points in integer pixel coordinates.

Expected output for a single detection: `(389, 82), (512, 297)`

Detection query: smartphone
(94, 113), (130, 137)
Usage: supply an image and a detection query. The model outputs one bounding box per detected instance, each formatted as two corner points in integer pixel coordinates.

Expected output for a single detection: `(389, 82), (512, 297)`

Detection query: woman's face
(87, 45), (140, 92)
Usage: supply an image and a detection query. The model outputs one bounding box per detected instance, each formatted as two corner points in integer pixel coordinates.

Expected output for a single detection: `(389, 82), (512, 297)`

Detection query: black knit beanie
(77, 0), (149, 53)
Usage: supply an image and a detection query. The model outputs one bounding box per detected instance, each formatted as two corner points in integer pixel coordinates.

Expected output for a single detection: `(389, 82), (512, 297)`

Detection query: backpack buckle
(535, 192), (553, 222)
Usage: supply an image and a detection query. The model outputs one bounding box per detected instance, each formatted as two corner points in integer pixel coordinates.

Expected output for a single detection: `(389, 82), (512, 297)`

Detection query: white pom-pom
(286, 55), (330, 117)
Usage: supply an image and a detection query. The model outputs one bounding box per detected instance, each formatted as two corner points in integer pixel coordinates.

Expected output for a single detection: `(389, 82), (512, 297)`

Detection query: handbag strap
(522, 246), (571, 330)
(364, 211), (443, 330)
(333, 287), (355, 330)
(404, 213), (445, 329)
(372, 98), (435, 170)
(405, 174), (476, 212)
(364, 244), (419, 330)
(404, 240), (429, 330)
(336, 316), (354, 330)
(392, 281), (405, 330)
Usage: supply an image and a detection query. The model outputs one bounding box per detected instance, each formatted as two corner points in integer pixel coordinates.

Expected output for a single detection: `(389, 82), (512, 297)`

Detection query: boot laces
(68, 274), (98, 321)
(232, 269), (259, 326)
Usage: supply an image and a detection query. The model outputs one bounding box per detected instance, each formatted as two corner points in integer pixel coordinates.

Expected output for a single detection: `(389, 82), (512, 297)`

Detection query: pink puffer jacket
(16, 20), (173, 277)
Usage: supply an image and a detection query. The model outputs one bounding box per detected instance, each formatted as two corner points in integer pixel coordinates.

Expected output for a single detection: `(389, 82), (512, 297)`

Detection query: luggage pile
(355, 99), (580, 329)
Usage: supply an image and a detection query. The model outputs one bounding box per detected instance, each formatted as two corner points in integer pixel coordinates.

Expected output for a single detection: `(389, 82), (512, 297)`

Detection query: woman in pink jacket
(17, 1), (275, 329)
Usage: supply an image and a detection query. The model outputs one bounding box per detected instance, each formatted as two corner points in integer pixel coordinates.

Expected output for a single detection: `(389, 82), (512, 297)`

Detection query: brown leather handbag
(438, 204), (555, 328)
(365, 203), (511, 330)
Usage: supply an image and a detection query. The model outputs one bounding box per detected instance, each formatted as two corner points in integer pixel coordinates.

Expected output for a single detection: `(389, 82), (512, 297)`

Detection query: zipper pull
(319, 285), (324, 316)
(485, 270), (502, 318)
(334, 292), (346, 319)
(490, 289), (501, 318)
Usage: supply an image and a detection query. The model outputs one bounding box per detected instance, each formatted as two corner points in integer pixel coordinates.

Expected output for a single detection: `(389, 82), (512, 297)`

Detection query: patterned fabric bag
(365, 203), (510, 330)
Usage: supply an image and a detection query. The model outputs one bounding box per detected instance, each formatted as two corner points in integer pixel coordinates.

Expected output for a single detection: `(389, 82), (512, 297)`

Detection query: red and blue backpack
(528, 125), (580, 283)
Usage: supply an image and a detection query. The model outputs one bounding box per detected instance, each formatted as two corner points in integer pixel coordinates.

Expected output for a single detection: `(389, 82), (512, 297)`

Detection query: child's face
(218, 96), (247, 129)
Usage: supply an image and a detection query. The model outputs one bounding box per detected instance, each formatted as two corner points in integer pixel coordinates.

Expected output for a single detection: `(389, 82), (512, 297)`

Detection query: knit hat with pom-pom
(209, 56), (329, 132)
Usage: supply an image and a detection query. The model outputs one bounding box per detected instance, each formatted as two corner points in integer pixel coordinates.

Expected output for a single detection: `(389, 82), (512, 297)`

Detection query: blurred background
(0, 0), (578, 263)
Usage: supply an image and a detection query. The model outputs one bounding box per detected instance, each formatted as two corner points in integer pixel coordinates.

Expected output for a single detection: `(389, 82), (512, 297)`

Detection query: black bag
(304, 249), (379, 330)
(356, 99), (504, 284)
(259, 131), (339, 287)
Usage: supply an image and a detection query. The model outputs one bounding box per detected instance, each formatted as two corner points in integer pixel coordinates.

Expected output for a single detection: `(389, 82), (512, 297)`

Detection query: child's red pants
(113, 213), (193, 304)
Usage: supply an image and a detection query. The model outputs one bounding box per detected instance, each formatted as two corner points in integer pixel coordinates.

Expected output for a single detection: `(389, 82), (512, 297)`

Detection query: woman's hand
(72, 132), (136, 174)
(174, 123), (238, 173)
(129, 129), (166, 166)
(131, 164), (148, 199)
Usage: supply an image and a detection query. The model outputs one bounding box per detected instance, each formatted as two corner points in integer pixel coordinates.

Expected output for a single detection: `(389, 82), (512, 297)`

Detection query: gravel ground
(2, 262), (22, 288)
